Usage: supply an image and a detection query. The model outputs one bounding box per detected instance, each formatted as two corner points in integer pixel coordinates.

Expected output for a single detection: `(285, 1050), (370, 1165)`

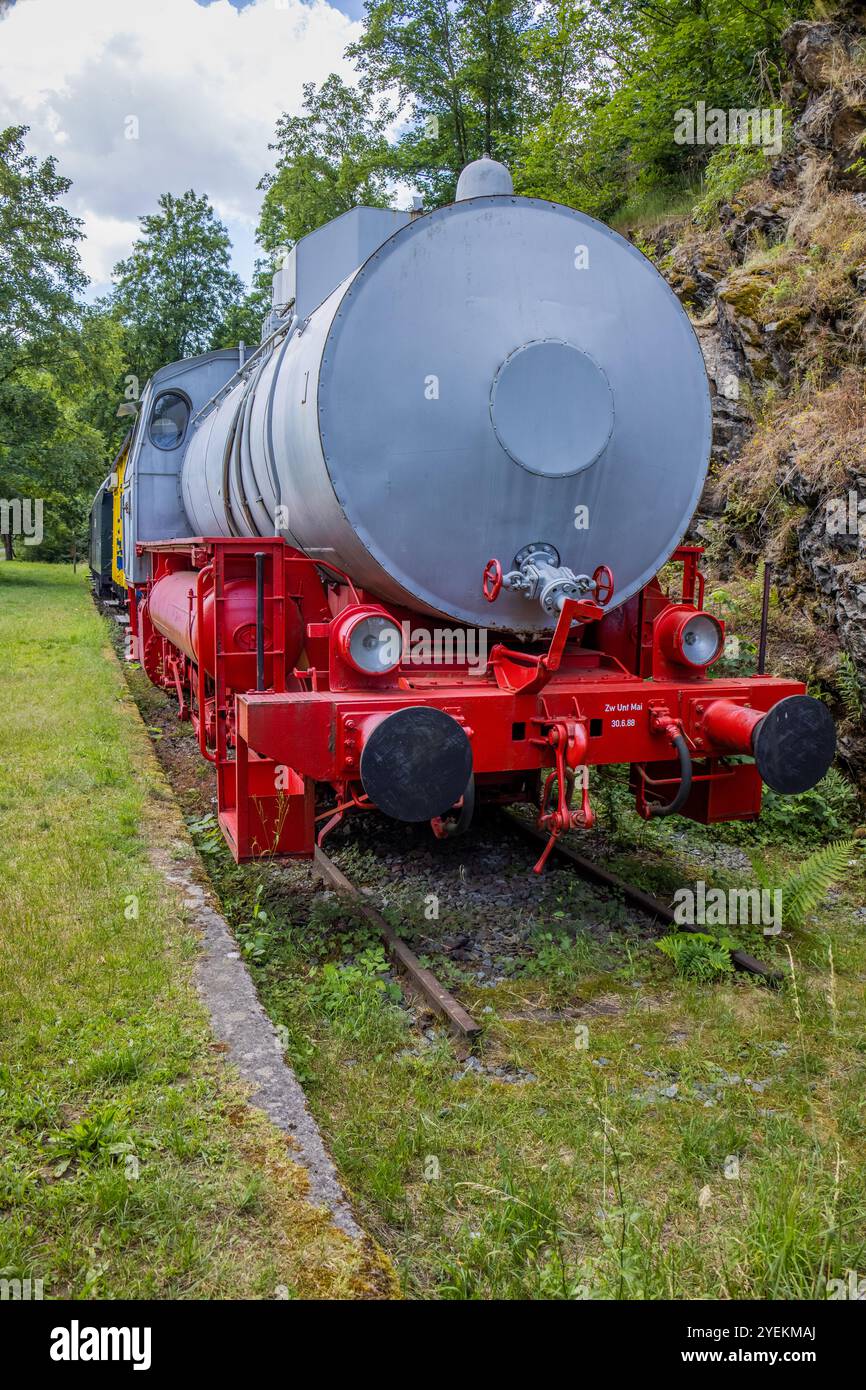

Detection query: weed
(720, 769), (859, 846)
(437, 1168), (587, 1299)
(656, 932), (736, 982)
(306, 895), (379, 960)
(837, 652), (863, 722)
(0, 1076), (58, 1134)
(186, 812), (227, 858)
(693, 144), (771, 226)
(677, 1112), (750, 1178)
(79, 1044), (151, 1085)
(310, 947), (406, 1046)
(523, 930), (611, 1003)
(235, 884), (274, 963)
(45, 1104), (136, 1177)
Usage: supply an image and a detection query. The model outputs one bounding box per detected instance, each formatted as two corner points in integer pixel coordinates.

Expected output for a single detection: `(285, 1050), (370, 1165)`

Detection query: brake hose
(647, 734), (693, 817)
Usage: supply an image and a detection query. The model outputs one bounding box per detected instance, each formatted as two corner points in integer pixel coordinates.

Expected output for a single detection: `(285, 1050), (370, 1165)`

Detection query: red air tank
(146, 570), (303, 691)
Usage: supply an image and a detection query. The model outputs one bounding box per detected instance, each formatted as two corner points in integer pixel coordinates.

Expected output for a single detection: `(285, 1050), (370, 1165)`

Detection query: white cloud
(75, 211), (142, 288)
(0, 0), (364, 295)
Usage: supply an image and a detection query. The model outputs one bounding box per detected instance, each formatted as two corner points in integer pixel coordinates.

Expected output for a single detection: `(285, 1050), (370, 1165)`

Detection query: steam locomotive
(90, 157), (835, 868)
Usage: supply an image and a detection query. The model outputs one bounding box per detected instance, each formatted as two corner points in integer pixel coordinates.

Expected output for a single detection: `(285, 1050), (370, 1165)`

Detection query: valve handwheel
(483, 558), (503, 603)
(592, 564), (614, 607)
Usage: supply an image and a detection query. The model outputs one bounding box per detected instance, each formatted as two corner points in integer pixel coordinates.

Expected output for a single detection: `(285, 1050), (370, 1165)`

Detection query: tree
(211, 262), (272, 351)
(0, 125), (88, 558)
(347, 0), (537, 205)
(111, 190), (245, 383)
(515, 0), (810, 217)
(0, 125), (86, 375)
(0, 305), (126, 562)
(342, 0), (808, 219)
(257, 74), (393, 255)
(512, 2), (631, 217)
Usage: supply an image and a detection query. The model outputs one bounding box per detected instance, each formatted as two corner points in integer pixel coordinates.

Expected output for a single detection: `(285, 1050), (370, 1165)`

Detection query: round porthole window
(149, 391), (190, 450)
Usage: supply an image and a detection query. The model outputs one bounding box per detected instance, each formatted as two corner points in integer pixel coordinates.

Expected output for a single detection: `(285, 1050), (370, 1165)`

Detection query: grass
(610, 181), (701, 236)
(93, 542), (866, 1302)
(0, 562), (392, 1300)
(252, 904), (866, 1299)
(127, 637), (866, 1299)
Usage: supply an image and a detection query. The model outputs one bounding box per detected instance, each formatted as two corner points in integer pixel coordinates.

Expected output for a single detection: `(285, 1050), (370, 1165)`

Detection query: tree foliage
(516, 0), (810, 218)
(211, 272), (271, 352)
(0, 124), (86, 376)
(0, 307), (126, 561)
(276, 0), (811, 223)
(0, 138), (266, 563)
(111, 190), (245, 381)
(347, 0), (536, 204)
(257, 74), (393, 255)
(0, 125), (105, 560)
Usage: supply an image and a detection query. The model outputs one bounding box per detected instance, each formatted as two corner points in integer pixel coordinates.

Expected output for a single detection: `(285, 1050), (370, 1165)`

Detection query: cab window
(149, 391), (190, 450)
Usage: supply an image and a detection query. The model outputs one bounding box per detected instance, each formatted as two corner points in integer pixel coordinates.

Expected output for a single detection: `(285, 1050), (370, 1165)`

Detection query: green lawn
(0, 563), (389, 1299)
(61, 552), (866, 1302)
(126, 641), (866, 1300)
(205, 835), (866, 1299)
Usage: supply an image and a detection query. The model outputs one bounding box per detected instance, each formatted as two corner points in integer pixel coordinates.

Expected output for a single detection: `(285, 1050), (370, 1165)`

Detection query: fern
(817, 767), (860, 826)
(837, 652), (863, 722)
(657, 932), (734, 982)
(779, 839), (856, 930)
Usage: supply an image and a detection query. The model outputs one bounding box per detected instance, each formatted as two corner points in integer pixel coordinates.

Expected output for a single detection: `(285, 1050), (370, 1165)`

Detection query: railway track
(105, 590), (782, 1048)
(501, 813), (785, 988)
(313, 812), (784, 1044)
(313, 846), (483, 1041)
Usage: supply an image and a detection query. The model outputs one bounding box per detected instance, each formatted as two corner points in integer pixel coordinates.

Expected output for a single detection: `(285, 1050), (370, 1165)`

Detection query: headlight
(677, 613), (723, 667)
(338, 610), (403, 675)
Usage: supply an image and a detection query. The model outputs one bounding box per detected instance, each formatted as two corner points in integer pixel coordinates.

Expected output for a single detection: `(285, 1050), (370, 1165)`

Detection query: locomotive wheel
(360, 707), (474, 823)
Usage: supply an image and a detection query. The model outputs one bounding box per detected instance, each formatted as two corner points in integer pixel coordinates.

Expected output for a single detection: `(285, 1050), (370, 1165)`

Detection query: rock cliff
(649, 2), (866, 776)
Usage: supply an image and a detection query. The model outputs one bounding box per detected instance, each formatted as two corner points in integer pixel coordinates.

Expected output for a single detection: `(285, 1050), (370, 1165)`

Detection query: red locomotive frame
(130, 536), (811, 871)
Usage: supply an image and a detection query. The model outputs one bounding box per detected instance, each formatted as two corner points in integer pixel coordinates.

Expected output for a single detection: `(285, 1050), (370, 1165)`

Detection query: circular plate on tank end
(752, 695), (836, 795)
(360, 707), (473, 822)
(490, 339), (614, 478)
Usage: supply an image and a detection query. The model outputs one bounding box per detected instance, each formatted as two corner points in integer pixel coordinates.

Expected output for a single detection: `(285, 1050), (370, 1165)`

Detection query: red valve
(483, 558), (503, 603)
(592, 564), (614, 606)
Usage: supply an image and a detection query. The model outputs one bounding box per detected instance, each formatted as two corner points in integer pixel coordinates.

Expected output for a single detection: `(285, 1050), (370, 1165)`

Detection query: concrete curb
(101, 589), (366, 1246)
(154, 844), (363, 1239)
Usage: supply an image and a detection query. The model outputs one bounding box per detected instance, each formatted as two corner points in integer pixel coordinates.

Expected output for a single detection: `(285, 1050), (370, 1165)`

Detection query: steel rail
(312, 847), (482, 1040)
(502, 811), (784, 985)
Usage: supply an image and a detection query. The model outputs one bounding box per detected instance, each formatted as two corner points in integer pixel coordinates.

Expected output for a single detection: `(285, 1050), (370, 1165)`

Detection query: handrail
(194, 564), (216, 763)
(191, 314), (298, 428)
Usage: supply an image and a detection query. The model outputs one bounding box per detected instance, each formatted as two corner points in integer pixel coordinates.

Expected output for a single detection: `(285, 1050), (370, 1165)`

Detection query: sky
(0, 0), (370, 299)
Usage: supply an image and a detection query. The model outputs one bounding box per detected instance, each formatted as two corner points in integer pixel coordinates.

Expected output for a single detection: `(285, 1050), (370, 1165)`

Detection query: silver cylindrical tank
(181, 186), (711, 635)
